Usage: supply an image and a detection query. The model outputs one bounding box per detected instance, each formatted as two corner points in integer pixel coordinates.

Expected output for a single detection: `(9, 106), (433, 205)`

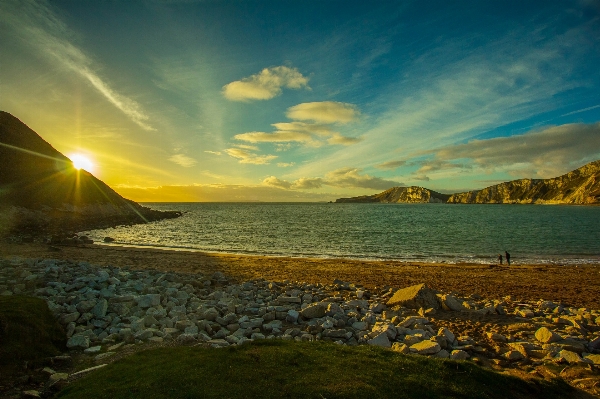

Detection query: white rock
(410, 340), (441, 355)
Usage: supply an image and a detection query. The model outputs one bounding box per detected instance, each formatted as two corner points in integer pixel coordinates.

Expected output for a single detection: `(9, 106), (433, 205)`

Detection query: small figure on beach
(505, 251), (511, 266)
(498, 254), (503, 265)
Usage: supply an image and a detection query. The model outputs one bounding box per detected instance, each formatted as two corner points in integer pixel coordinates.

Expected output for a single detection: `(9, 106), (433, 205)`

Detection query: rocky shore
(1, 255), (600, 397)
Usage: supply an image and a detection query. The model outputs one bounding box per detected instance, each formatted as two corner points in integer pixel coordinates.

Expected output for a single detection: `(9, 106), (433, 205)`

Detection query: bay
(82, 203), (600, 264)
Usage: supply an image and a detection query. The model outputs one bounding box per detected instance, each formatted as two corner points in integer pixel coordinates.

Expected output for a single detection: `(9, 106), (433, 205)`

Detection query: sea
(81, 203), (600, 265)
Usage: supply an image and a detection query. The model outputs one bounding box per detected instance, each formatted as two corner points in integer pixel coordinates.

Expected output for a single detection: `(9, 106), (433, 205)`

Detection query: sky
(1, 0), (599, 202)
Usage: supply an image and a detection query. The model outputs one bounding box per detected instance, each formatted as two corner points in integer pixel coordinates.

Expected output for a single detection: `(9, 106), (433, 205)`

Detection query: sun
(70, 154), (94, 172)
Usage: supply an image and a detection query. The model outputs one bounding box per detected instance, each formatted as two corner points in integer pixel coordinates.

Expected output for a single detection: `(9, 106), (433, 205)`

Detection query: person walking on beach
(498, 254), (503, 265)
(505, 251), (511, 266)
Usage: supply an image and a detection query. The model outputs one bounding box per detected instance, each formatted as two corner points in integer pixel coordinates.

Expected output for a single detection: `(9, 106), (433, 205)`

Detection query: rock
(584, 354), (600, 365)
(367, 332), (391, 348)
(136, 294), (161, 309)
(286, 309), (299, 323)
(176, 334), (197, 344)
(556, 349), (584, 363)
(535, 327), (562, 343)
(278, 296), (301, 304)
(22, 390), (41, 398)
(404, 334), (424, 346)
(83, 346), (102, 354)
(67, 334), (90, 349)
(61, 312), (81, 324)
(588, 336), (600, 351)
(300, 303), (326, 319)
(486, 332), (507, 343)
(410, 340), (441, 355)
(438, 327), (455, 345)
(134, 330), (154, 340)
(352, 321), (368, 331)
(505, 350), (525, 361)
(371, 322), (397, 340)
(47, 373), (69, 387)
(434, 349), (450, 358)
(391, 342), (410, 354)
(386, 284), (439, 310)
(450, 350), (470, 360)
(202, 307), (219, 321)
(439, 294), (465, 311)
(91, 299), (108, 318)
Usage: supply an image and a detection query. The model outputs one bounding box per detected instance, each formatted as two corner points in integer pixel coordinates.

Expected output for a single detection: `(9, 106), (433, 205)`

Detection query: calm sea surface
(82, 203), (600, 264)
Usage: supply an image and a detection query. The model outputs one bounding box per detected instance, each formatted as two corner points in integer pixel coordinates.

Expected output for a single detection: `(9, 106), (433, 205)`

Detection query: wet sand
(1, 242), (599, 309)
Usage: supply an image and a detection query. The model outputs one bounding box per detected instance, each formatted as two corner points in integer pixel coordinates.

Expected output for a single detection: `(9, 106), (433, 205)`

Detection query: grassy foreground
(56, 340), (578, 399)
(0, 295), (66, 365)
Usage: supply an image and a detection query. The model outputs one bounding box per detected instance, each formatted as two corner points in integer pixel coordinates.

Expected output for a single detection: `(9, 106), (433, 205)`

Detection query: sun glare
(70, 154), (94, 172)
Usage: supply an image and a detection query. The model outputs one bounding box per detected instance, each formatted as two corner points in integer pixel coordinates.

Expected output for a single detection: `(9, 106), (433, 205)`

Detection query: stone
(300, 303), (326, 319)
(486, 332), (507, 343)
(83, 346), (102, 354)
(202, 307), (219, 321)
(438, 327), (455, 345)
(588, 336), (600, 351)
(61, 312), (81, 324)
(286, 309), (300, 323)
(557, 349), (584, 363)
(371, 322), (397, 340)
(278, 296), (301, 304)
(535, 327), (562, 344)
(136, 294), (161, 309)
(352, 321), (368, 331)
(391, 342), (410, 354)
(67, 334), (90, 349)
(505, 350), (525, 361)
(439, 294), (465, 311)
(47, 373), (69, 387)
(410, 340), (441, 355)
(386, 284), (439, 310)
(434, 349), (450, 358)
(134, 330), (154, 340)
(450, 350), (470, 360)
(367, 332), (391, 348)
(22, 391), (41, 398)
(584, 354), (600, 365)
(91, 299), (108, 318)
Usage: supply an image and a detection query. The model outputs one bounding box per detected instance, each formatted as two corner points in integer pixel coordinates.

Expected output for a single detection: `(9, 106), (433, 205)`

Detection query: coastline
(2, 241), (599, 309)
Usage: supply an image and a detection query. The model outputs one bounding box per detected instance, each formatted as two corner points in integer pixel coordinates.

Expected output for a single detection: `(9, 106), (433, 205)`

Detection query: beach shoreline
(1, 241), (599, 309)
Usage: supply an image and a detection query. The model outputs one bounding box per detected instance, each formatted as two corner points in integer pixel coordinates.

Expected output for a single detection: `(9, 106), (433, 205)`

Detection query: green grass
(55, 340), (578, 399)
(0, 295), (66, 365)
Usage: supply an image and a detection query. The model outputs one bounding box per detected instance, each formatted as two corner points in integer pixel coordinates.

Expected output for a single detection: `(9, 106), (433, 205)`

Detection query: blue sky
(1, 0), (599, 201)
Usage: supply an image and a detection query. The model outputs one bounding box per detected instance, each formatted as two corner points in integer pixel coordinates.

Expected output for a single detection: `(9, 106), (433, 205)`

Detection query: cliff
(336, 186), (450, 203)
(0, 111), (180, 235)
(448, 160), (600, 204)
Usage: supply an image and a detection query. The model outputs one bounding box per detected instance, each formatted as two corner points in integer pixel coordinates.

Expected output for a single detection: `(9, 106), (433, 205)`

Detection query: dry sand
(1, 242), (599, 309)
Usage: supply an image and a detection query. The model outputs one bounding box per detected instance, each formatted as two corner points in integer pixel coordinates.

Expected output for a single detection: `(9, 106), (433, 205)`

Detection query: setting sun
(70, 154), (94, 172)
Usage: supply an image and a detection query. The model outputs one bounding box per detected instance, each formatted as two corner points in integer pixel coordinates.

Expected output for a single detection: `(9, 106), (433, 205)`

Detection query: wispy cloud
(561, 104), (600, 117)
(204, 150), (222, 155)
(286, 101), (359, 124)
(222, 66), (309, 101)
(376, 160), (406, 170)
(0, 0), (153, 130)
(169, 154), (197, 167)
(277, 162), (295, 168)
(224, 148), (277, 164)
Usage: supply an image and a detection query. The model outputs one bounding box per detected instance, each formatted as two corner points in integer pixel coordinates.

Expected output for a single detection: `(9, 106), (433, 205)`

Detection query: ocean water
(82, 203), (600, 264)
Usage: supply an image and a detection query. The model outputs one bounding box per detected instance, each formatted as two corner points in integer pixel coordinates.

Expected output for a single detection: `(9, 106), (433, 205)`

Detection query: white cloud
(0, 0), (153, 131)
(234, 131), (316, 145)
(222, 66), (309, 101)
(272, 122), (334, 136)
(277, 162), (295, 168)
(234, 144), (259, 150)
(168, 154), (197, 167)
(423, 122), (600, 178)
(324, 167), (402, 190)
(286, 101), (359, 124)
(224, 148), (277, 165)
(263, 167), (401, 191)
(204, 150), (222, 155)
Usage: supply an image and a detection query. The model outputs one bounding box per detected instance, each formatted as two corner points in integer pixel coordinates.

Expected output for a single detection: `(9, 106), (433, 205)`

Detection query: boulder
(439, 294), (465, 311)
(505, 350), (525, 361)
(386, 284), (439, 310)
(136, 294), (161, 309)
(286, 309), (300, 323)
(91, 299), (108, 318)
(450, 350), (470, 360)
(534, 327), (562, 344)
(300, 303), (326, 319)
(367, 332), (391, 348)
(410, 340), (441, 355)
(584, 354), (600, 365)
(391, 342), (410, 354)
(556, 349), (584, 363)
(67, 334), (90, 349)
(371, 322), (397, 340)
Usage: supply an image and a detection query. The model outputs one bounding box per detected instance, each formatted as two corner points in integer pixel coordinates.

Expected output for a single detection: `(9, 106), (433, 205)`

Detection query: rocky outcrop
(335, 160), (600, 205)
(0, 111), (180, 235)
(447, 160), (600, 204)
(336, 186), (450, 203)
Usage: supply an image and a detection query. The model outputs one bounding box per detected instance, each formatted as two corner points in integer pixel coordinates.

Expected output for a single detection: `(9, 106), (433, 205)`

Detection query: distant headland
(336, 160), (600, 205)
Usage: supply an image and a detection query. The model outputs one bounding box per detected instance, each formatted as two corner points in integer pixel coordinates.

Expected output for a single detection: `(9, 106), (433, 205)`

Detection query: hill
(336, 186), (450, 203)
(334, 160), (600, 205)
(0, 111), (180, 236)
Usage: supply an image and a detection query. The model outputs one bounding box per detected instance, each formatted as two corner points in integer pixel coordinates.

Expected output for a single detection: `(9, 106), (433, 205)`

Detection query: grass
(0, 295), (66, 365)
(55, 340), (579, 399)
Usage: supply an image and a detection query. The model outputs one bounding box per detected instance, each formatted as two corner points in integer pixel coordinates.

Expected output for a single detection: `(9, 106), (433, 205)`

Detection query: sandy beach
(2, 241), (599, 309)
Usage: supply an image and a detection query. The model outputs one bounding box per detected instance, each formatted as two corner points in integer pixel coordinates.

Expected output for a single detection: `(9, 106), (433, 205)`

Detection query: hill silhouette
(0, 111), (180, 235)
